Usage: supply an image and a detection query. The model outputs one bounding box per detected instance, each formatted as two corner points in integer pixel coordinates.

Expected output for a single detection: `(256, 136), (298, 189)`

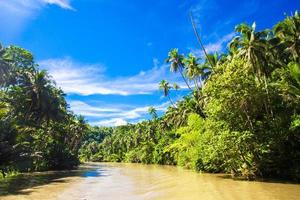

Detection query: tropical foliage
(79, 12), (300, 181)
(0, 45), (88, 177)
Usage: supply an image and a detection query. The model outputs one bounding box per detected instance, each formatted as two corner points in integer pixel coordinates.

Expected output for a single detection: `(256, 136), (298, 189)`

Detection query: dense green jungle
(1, 12), (300, 182)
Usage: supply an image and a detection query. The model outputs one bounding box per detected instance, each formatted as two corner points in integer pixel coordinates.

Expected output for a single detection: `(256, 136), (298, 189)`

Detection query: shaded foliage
(0, 45), (88, 177)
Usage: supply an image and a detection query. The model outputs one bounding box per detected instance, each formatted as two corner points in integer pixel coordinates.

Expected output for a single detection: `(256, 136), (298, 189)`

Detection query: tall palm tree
(31, 70), (63, 124)
(68, 115), (87, 153)
(148, 106), (158, 120)
(229, 22), (270, 78)
(173, 83), (180, 90)
(159, 80), (175, 107)
(199, 53), (224, 82)
(163, 96), (197, 128)
(181, 54), (209, 116)
(273, 11), (300, 62)
(12, 70), (66, 125)
(166, 49), (192, 90)
(183, 53), (202, 90)
(230, 22), (274, 117)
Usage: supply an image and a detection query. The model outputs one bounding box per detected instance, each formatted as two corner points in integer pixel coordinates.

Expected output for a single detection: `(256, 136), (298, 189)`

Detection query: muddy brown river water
(0, 162), (299, 200)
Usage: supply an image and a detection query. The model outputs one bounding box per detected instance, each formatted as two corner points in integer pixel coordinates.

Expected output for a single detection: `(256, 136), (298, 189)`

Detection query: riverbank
(1, 162), (300, 200)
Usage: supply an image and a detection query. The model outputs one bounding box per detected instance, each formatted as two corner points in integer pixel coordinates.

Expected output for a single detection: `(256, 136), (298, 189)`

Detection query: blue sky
(0, 0), (299, 126)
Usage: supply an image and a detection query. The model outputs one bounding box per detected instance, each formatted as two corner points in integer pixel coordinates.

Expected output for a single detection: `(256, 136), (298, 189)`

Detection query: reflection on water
(0, 163), (100, 197)
(1, 162), (300, 200)
(83, 169), (107, 177)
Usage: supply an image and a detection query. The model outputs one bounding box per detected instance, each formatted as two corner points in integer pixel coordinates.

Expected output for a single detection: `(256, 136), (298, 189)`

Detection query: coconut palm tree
(28, 70), (66, 124)
(173, 83), (180, 91)
(7, 69), (66, 126)
(183, 53), (203, 90)
(68, 115), (87, 153)
(229, 22), (275, 117)
(273, 11), (300, 62)
(166, 49), (192, 90)
(229, 22), (270, 78)
(162, 94), (203, 128)
(159, 80), (176, 107)
(148, 106), (158, 120)
(199, 53), (224, 82)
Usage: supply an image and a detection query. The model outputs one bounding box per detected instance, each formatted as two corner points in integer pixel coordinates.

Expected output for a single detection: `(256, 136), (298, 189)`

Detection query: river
(0, 162), (299, 200)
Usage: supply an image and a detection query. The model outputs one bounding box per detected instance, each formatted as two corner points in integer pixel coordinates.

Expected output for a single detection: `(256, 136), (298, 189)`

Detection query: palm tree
(273, 11), (300, 62)
(164, 97), (191, 128)
(205, 53), (219, 67)
(68, 115), (87, 153)
(31, 70), (63, 124)
(183, 53), (202, 90)
(198, 53), (224, 82)
(173, 83), (180, 91)
(166, 49), (192, 90)
(229, 22), (270, 78)
(11, 69), (66, 125)
(230, 22), (274, 117)
(159, 80), (176, 107)
(148, 106), (158, 120)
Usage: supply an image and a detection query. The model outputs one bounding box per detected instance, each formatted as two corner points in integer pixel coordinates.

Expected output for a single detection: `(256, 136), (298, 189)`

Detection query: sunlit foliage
(79, 12), (300, 181)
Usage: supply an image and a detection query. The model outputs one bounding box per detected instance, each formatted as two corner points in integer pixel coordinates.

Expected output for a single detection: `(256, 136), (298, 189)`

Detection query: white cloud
(69, 100), (170, 126)
(189, 0), (260, 58)
(69, 100), (169, 119)
(191, 32), (235, 57)
(0, 0), (75, 11)
(152, 58), (160, 67)
(91, 118), (128, 127)
(69, 101), (122, 115)
(190, 0), (217, 27)
(0, 0), (75, 38)
(39, 57), (184, 96)
(42, 0), (75, 10)
(205, 32), (235, 53)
